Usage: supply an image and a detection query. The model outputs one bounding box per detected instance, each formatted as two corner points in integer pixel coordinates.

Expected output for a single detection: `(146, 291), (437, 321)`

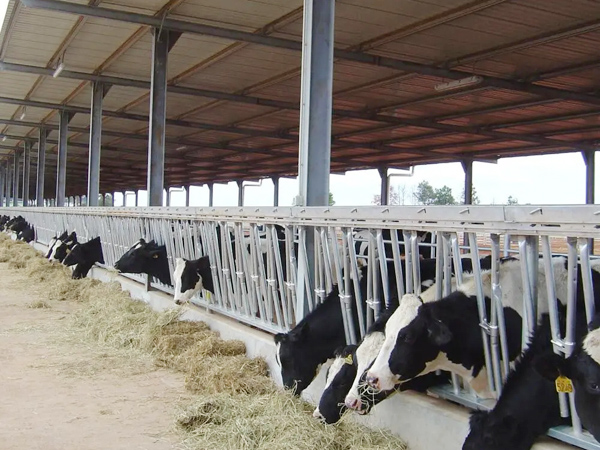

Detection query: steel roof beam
(1, 62), (598, 151)
(19, 0), (600, 107)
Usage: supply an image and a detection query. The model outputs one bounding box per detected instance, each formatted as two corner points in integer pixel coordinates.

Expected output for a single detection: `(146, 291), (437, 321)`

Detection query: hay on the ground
(184, 355), (271, 395)
(176, 391), (407, 450)
(27, 299), (50, 309)
(0, 230), (409, 450)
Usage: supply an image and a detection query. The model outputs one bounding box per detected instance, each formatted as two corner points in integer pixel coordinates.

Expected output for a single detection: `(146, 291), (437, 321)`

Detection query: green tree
(414, 181), (437, 205)
(433, 186), (457, 205)
(507, 195), (519, 205)
(329, 192), (335, 206)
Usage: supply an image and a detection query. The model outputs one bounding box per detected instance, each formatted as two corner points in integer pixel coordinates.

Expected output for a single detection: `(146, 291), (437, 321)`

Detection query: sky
(118, 151), (594, 207)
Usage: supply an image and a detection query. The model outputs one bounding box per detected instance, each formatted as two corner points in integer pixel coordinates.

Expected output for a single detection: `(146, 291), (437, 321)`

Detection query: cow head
(114, 239), (171, 286)
(46, 231), (68, 259)
(63, 237), (104, 279)
(274, 321), (319, 395)
(17, 224), (34, 243)
(314, 345), (357, 423)
(51, 232), (78, 263)
(173, 256), (214, 305)
(366, 294), (452, 391)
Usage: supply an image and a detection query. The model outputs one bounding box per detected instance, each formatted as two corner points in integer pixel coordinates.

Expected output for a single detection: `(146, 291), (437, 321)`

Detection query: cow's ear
(533, 352), (570, 381)
(426, 315), (452, 346)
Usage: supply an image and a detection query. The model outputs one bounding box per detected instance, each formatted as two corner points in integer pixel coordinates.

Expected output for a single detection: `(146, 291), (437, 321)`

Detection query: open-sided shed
(0, 0), (598, 204)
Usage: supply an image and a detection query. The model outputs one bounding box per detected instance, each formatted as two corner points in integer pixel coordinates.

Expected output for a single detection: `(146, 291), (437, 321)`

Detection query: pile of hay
(177, 391), (406, 450)
(0, 232), (409, 450)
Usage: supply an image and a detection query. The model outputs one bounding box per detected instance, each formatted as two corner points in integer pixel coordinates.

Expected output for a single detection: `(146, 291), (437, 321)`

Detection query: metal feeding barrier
(3, 204), (600, 449)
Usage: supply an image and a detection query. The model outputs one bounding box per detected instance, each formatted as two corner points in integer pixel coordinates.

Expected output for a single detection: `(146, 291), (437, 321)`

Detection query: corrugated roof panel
(173, 0), (303, 30)
(101, 84), (148, 111)
(27, 77), (86, 103)
(0, 72), (38, 98)
(5, 7), (79, 66)
(66, 18), (141, 73)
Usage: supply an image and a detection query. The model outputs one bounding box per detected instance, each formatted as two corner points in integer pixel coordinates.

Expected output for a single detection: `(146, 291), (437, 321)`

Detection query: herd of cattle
(3, 214), (600, 449)
(276, 254), (600, 449)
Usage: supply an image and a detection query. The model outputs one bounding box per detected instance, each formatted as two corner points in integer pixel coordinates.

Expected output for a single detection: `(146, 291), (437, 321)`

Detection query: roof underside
(0, 0), (599, 196)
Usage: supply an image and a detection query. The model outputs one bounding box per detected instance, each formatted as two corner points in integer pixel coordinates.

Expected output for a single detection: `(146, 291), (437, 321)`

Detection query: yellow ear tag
(556, 375), (574, 394)
(344, 354), (353, 365)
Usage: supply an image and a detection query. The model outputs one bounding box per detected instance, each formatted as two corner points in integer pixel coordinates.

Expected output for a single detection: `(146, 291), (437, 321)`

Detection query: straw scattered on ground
(0, 232), (408, 450)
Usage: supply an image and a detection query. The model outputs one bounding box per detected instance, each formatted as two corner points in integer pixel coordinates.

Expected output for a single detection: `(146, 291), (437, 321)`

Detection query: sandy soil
(0, 262), (190, 450)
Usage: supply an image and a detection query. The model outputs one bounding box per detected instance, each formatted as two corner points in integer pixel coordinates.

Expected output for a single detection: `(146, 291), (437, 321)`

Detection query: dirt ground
(0, 262), (190, 450)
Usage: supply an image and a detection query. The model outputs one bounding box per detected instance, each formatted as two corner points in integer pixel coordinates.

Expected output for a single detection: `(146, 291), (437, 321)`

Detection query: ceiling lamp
(53, 53), (65, 78)
(434, 75), (483, 92)
(19, 107), (26, 120)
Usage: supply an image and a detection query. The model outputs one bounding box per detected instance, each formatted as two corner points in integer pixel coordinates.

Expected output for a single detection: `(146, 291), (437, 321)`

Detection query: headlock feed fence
(4, 204), (600, 450)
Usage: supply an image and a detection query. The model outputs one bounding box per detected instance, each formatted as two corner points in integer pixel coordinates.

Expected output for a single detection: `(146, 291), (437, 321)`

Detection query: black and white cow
(313, 282), (453, 423)
(6, 216), (27, 234)
(46, 231), (68, 259)
(274, 281), (367, 395)
(114, 239), (171, 286)
(62, 236), (105, 279)
(173, 256), (214, 304)
(49, 231), (77, 263)
(463, 311), (570, 450)
(0, 215), (9, 229)
(366, 257), (573, 396)
(535, 313), (600, 443)
(17, 223), (34, 243)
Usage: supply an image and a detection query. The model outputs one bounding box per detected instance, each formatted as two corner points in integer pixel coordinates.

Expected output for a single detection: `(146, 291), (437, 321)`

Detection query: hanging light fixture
(53, 52), (65, 78)
(434, 75), (483, 92)
(19, 107), (26, 120)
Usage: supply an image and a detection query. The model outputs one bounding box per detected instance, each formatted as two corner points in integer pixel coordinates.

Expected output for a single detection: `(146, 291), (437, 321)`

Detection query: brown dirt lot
(0, 262), (190, 450)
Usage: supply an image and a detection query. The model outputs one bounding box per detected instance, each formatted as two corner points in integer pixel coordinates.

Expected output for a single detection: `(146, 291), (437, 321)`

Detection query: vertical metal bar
(518, 236), (536, 348)
(88, 81), (104, 207)
(578, 238), (596, 322)
(491, 234), (510, 380)
(208, 183), (214, 207)
(272, 176), (279, 207)
(541, 235), (570, 418)
(22, 141), (30, 206)
(13, 150), (20, 207)
(378, 167), (389, 205)
(390, 230), (406, 300)
(56, 110), (69, 207)
(147, 29), (180, 206)
(185, 185), (190, 207)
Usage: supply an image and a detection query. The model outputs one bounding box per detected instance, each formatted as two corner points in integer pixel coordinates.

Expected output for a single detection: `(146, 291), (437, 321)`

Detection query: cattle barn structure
(1, 1), (600, 449)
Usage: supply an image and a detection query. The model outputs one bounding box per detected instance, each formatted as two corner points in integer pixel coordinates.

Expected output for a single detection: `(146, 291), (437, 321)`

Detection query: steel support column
(36, 127), (47, 206)
(583, 150), (595, 204)
(88, 81), (108, 206)
(237, 180), (244, 207)
(6, 161), (12, 207)
(185, 185), (190, 207)
(22, 141), (31, 206)
(147, 28), (181, 206)
(0, 165), (4, 207)
(208, 183), (214, 207)
(583, 150), (596, 253)
(134, 190), (138, 206)
(462, 160), (474, 205)
(379, 167), (389, 206)
(296, 0), (335, 318)
(56, 110), (70, 206)
(272, 176), (280, 207)
(12, 150), (20, 206)
(297, 0), (335, 208)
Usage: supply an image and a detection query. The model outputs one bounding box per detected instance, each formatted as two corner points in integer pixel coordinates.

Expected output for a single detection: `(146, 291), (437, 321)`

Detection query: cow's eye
(399, 332), (415, 344)
(589, 382), (600, 393)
